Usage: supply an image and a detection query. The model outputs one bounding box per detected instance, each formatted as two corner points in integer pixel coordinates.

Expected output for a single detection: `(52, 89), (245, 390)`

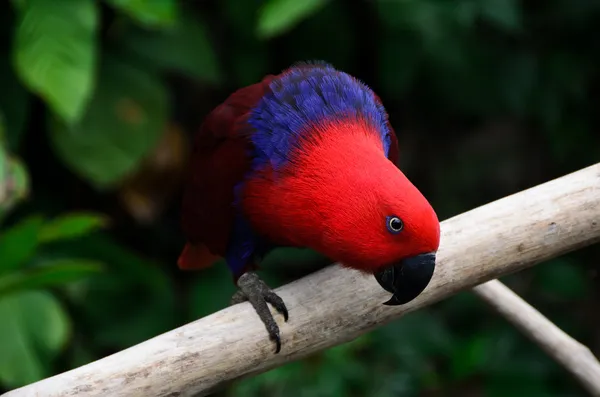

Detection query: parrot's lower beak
(374, 252), (436, 305)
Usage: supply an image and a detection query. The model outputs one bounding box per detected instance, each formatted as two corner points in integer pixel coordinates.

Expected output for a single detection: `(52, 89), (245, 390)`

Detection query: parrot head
(242, 119), (440, 306)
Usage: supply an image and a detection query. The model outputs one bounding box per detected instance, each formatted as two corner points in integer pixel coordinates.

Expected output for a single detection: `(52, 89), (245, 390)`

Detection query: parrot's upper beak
(374, 252), (436, 305)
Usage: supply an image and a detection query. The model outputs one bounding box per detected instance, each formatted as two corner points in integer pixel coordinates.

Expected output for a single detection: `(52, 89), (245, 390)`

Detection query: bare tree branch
(474, 280), (600, 395)
(3, 163), (600, 397)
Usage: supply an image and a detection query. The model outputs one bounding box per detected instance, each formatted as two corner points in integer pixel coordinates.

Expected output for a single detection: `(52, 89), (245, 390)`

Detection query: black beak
(374, 252), (436, 305)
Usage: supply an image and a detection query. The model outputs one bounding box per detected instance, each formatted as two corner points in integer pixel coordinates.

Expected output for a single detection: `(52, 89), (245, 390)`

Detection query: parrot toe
(263, 290), (289, 321)
(232, 272), (288, 354)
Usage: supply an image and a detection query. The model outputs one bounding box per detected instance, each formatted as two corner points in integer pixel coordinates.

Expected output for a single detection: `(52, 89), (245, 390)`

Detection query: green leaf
(54, 234), (177, 349)
(105, 0), (178, 29)
(0, 215), (43, 274)
(0, 290), (70, 387)
(119, 13), (221, 83)
(39, 212), (108, 244)
(13, 0), (99, 124)
(49, 56), (169, 188)
(257, 0), (329, 38)
(0, 258), (103, 297)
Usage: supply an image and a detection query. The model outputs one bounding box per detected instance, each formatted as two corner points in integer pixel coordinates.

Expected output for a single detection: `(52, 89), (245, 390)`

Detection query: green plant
(0, 0), (598, 395)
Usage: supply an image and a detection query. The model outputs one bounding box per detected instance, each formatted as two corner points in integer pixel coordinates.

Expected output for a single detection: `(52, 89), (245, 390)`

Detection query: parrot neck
(241, 118), (400, 254)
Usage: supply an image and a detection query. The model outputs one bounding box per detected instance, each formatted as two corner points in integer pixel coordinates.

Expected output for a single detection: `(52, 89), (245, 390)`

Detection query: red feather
(178, 69), (403, 271)
(178, 74), (276, 270)
(240, 118), (438, 274)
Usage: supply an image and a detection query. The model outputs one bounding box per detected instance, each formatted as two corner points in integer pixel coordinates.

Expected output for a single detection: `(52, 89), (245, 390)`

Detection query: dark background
(1, 0), (599, 396)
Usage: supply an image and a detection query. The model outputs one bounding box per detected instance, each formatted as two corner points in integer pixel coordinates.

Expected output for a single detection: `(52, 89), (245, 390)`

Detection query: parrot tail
(177, 243), (221, 270)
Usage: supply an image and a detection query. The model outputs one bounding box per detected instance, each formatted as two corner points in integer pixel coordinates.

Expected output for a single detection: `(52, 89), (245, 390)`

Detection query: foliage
(13, 0), (99, 124)
(0, 0), (599, 395)
(0, 213), (104, 387)
(48, 55), (169, 188)
(257, 0), (330, 39)
(0, 290), (70, 387)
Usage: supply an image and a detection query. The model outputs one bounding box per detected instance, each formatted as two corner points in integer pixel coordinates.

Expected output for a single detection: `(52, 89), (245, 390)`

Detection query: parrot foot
(230, 272), (288, 353)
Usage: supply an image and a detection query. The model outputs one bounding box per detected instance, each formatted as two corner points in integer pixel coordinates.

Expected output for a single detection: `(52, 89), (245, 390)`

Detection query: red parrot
(179, 61), (440, 353)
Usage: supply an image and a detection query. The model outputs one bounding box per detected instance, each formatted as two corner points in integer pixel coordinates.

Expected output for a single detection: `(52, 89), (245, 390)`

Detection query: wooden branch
(474, 280), (600, 395)
(4, 163), (600, 397)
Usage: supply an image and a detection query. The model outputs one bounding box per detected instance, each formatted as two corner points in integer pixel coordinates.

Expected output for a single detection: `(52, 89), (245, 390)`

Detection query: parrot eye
(386, 216), (404, 234)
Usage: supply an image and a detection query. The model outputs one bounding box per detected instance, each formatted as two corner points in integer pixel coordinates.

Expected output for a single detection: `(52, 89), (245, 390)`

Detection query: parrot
(179, 61), (440, 353)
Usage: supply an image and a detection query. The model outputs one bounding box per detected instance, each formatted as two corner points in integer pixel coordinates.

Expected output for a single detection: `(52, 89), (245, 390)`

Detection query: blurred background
(1, 0), (599, 396)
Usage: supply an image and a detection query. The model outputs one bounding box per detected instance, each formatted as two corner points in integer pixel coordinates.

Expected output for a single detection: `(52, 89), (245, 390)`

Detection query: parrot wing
(178, 74), (276, 270)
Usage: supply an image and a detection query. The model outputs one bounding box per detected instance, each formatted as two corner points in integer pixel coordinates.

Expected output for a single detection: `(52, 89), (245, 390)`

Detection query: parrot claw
(231, 272), (288, 354)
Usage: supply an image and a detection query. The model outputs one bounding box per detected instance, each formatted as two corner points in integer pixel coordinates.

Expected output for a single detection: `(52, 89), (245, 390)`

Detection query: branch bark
(4, 163), (600, 397)
(474, 280), (600, 395)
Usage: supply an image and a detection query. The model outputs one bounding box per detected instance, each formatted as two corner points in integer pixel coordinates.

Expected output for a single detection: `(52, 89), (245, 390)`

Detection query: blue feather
(248, 62), (391, 170)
